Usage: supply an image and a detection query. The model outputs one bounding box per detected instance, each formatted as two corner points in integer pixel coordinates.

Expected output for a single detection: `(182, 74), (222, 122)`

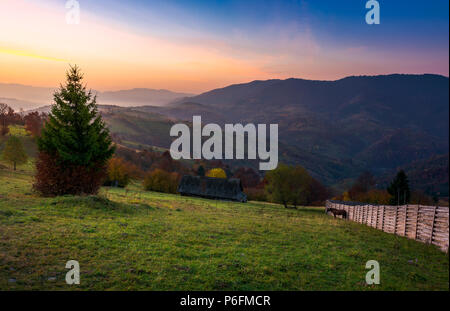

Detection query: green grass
(0, 125), (448, 290)
(0, 167), (448, 290)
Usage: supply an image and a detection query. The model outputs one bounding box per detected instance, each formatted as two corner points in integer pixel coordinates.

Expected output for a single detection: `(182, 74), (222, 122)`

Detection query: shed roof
(178, 175), (247, 202)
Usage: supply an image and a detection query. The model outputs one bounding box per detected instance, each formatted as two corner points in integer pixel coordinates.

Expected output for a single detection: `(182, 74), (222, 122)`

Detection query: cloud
(0, 48), (68, 62)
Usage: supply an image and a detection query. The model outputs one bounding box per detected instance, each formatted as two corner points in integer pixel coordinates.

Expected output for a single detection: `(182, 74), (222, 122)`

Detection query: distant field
(0, 164), (448, 290)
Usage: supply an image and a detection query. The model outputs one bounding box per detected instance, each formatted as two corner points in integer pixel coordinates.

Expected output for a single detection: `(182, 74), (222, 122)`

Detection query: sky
(0, 0), (448, 93)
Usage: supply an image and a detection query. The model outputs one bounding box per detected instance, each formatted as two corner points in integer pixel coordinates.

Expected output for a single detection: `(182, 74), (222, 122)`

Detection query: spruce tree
(387, 170), (410, 205)
(35, 65), (115, 195)
(197, 165), (205, 177)
(1, 136), (28, 170)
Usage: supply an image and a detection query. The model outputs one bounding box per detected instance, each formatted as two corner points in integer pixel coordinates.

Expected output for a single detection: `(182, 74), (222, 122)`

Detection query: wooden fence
(326, 200), (449, 252)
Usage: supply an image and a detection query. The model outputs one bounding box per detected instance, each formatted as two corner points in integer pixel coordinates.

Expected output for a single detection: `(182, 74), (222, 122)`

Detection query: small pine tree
(387, 170), (410, 205)
(34, 65), (115, 196)
(1, 136), (28, 170)
(197, 165), (205, 177)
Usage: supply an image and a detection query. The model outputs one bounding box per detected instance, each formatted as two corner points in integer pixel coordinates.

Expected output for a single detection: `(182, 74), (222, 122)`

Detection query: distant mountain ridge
(0, 83), (193, 110)
(0, 83), (55, 110)
(100, 88), (193, 107)
(170, 74), (448, 139)
(135, 74), (449, 187)
(9, 74), (449, 190)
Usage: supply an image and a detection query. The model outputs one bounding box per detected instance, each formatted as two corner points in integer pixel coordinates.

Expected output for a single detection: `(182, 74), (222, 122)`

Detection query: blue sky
(79, 0), (449, 44)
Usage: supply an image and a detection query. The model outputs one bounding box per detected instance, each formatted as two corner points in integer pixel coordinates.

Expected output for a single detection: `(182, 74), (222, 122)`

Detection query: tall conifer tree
(35, 66), (115, 196)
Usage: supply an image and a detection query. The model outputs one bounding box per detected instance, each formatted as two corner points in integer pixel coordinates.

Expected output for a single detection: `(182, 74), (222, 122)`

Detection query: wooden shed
(177, 175), (247, 202)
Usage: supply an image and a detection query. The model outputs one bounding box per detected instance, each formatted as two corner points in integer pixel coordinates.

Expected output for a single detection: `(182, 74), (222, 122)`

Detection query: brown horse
(325, 207), (347, 219)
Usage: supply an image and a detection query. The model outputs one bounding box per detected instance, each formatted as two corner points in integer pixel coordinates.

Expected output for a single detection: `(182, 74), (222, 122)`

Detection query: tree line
(0, 103), (46, 138)
(333, 170), (440, 206)
(0, 103), (47, 170)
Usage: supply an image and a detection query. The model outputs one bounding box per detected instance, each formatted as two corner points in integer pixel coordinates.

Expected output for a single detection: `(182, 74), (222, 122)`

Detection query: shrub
(410, 190), (433, 205)
(206, 168), (227, 179)
(143, 169), (180, 194)
(244, 187), (267, 201)
(151, 150), (187, 174)
(233, 167), (260, 188)
(336, 189), (392, 205)
(342, 191), (351, 201)
(34, 152), (106, 196)
(0, 126), (9, 136)
(360, 189), (391, 204)
(104, 157), (141, 188)
(348, 171), (376, 199)
(308, 177), (331, 206)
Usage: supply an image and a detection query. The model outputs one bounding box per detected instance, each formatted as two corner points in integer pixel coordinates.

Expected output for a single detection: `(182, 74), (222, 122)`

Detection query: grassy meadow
(0, 127), (449, 290)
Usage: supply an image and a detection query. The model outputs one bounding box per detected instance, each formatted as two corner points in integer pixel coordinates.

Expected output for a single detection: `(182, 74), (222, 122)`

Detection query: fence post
(364, 205), (368, 224)
(394, 206), (399, 235)
(363, 205), (366, 224)
(375, 205), (380, 229)
(403, 205), (407, 236)
(381, 205), (385, 232)
(429, 206), (437, 244)
(366, 205), (369, 226)
(360, 205), (363, 223)
(414, 205), (419, 239)
(371, 205), (375, 227)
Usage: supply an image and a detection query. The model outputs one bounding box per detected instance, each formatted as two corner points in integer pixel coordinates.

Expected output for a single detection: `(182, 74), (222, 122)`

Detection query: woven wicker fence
(326, 200), (449, 252)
